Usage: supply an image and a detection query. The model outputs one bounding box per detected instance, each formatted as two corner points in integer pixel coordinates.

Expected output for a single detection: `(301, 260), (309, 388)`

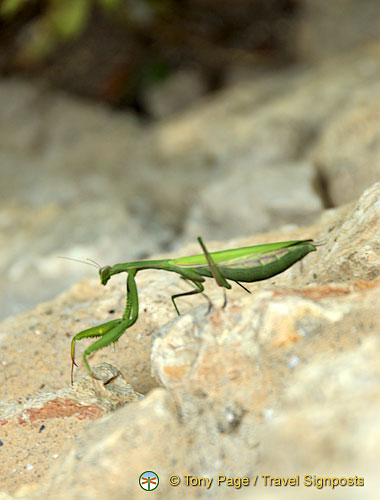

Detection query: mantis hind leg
(171, 279), (212, 315)
(198, 236), (232, 309)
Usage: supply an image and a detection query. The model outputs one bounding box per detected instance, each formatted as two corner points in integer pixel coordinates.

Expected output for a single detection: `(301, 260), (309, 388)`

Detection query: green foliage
(48, 0), (90, 38)
(0, 0), (30, 18)
(0, 0), (129, 60)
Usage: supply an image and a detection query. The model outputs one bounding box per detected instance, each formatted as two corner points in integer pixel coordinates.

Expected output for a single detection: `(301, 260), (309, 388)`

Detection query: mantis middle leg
(171, 278), (213, 315)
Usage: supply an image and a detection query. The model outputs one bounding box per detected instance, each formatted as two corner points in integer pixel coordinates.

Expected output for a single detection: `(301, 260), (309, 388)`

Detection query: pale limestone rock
(1, 183), (379, 498)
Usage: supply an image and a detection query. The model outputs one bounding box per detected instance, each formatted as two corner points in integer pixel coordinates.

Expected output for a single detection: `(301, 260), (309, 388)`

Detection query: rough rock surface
(296, 0), (380, 60)
(1, 183), (379, 498)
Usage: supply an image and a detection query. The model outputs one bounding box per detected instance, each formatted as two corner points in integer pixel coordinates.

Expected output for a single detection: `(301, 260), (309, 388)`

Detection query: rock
(183, 160), (323, 240)
(0, 364), (142, 496)
(295, 0), (380, 61)
(0, 183), (379, 497)
(312, 100), (380, 206)
(141, 69), (207, 118)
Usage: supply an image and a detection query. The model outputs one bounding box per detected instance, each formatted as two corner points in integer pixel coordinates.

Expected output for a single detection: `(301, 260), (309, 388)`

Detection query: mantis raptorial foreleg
(79, 318), (132, 380)
(71, 318), (122, 379)
(122, 269), (138, 321)
(71, 270), (139, 383)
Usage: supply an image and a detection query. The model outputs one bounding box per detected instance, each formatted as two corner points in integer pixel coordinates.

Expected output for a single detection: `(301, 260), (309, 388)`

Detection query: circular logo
(139, 471), (159, 491)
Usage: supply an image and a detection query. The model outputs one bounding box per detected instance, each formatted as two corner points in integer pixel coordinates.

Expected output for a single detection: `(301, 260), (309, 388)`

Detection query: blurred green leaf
(0, 0), (29, 18)
(48, 0), (90, 39)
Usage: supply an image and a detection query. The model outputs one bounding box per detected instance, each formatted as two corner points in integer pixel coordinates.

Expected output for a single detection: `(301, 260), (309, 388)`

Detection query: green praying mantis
(70, 237), (317, 383)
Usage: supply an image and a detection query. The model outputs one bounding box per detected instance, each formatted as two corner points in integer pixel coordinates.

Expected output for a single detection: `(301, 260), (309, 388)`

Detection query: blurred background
(1, 0), (380, 320)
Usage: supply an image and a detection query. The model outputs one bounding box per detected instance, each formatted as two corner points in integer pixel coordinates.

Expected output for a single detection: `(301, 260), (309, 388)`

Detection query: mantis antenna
(57, 256), (101, 269)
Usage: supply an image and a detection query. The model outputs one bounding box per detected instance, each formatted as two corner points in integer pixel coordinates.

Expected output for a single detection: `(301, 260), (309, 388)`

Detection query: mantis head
(99, 266), (112, 285)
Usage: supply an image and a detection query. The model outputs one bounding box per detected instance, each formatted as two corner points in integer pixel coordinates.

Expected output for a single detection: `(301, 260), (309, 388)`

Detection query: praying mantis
(70, 237), (317, 383)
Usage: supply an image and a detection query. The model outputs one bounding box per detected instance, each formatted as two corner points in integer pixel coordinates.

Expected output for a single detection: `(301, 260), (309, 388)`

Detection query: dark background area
(0, 0), (298, 114)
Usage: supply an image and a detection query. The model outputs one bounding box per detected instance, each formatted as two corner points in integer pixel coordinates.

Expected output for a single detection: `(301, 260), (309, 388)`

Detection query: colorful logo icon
(139, 471), (159, 491)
